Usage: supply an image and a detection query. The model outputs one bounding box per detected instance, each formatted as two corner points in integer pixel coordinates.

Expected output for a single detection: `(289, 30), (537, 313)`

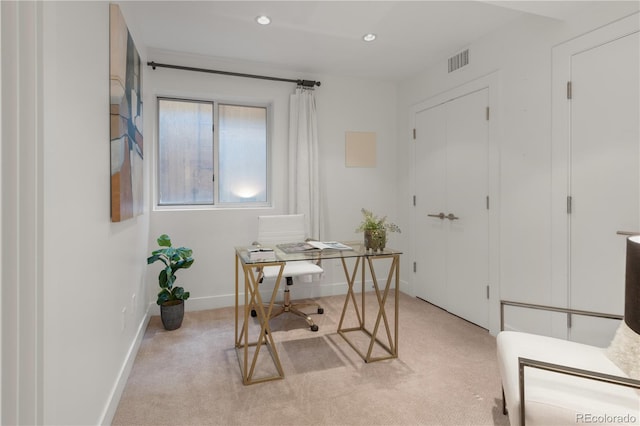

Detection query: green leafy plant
(355, 208), (401, 233)
(147, 234), (194, 305)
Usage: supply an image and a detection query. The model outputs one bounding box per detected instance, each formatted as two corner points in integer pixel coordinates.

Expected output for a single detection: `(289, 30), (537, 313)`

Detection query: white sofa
(497, 301), (640, 426)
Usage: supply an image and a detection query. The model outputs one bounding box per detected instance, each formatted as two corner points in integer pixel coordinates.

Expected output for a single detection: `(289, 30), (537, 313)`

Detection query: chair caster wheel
(317, 308), (324, 314)
(251, 309), (257, 317)
(311, 324), (319, 332)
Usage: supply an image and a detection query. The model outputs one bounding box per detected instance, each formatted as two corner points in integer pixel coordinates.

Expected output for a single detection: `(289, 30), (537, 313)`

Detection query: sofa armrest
(518, 356), (640, 426)
(500, 300), (623, 332)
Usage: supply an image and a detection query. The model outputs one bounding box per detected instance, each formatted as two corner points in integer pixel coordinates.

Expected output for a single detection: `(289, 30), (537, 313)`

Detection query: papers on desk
(277, 241), (352, 253)
(308, 241), (352, 250)
(247, 247), (276, 261)
(276, 242), (315, 253)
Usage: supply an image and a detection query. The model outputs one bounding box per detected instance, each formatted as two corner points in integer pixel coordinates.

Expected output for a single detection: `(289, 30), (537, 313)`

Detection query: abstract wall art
(110, 3), (143, 222)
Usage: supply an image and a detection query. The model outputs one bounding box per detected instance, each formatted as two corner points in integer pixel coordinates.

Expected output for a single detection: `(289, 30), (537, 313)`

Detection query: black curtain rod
(147, 61), (321, 88)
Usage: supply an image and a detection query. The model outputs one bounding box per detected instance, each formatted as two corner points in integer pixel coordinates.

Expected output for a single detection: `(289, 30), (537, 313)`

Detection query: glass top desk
(234, 241), (401, 385)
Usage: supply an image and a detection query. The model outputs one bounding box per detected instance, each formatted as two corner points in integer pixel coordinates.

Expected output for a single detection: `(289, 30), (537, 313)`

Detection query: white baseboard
(99, 310), (151, 425)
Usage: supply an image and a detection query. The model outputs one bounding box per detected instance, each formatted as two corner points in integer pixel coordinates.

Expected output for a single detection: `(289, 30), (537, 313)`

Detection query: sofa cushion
(497, 331), (640, 426)
(607, 321), (640, 380)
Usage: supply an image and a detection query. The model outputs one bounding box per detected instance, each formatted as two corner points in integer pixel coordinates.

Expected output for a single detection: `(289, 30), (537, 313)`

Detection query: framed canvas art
(110, 3), (143, 222)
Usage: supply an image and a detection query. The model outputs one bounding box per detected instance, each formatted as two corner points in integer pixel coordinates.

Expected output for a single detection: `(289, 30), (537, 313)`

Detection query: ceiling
(119, 1), (599, 82)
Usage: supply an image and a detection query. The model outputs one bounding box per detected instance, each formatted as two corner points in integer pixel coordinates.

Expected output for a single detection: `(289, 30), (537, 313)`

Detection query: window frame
(155, 95), (272, 210)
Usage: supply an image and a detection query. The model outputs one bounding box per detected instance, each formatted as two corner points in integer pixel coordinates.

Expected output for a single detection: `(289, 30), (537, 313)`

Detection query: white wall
(41, 2), (150, 424)
(396, 2), (640, 335)
(142, 50), (400, 313)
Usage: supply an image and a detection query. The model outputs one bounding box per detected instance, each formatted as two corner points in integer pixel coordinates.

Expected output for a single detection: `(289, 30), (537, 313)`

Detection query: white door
(569, 31), (640, 345)
(415, 88), (490, 328)
(415, 102), (448, 309)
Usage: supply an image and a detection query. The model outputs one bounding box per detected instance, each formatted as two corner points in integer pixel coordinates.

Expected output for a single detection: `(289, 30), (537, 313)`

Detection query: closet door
(446, 89), (489, 327)
(415, 103), (448, 310)
(415, 88), (490, 328)
(569, 31), (640, 345)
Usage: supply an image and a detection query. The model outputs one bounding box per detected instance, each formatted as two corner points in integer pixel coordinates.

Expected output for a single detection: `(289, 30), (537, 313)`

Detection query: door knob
(445, 213), (459, 221)
(428, 212), (445, 219)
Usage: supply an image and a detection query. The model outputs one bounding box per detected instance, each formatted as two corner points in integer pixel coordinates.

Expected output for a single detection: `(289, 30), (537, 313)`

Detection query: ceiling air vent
(448, 49), (469, 73)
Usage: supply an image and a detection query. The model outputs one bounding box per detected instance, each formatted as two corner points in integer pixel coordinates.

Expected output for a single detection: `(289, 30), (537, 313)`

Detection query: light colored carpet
(112, 292), (510, 426)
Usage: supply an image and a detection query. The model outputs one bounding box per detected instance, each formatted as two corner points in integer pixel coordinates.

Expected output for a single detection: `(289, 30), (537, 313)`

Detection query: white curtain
(288, 87), (320, 239)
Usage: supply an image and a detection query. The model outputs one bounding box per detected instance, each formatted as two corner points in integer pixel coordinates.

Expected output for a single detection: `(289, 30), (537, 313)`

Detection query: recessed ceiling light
(256, 15), (271, 25)
(363, 33), (376, 42)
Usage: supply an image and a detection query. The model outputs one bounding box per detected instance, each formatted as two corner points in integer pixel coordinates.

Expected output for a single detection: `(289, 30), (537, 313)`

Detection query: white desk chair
(253, 214), (324, 331)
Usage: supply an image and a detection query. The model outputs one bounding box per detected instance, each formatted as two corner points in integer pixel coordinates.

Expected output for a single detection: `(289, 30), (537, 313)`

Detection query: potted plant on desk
(356, 208), (401, 251)
(147, 234), (194, 330)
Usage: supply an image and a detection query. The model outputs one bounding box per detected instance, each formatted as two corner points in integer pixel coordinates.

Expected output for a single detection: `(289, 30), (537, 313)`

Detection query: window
(157, 98), (269, 206)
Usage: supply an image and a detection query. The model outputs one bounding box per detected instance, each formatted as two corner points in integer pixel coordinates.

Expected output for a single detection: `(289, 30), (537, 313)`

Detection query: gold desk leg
(337, 257), (362, 330)
(234, 255), (286, 385)
(364, 254), (399, 361)
(236, 267), (265, 344)
(235, 254), (239, 348)
(337, 254), (400, 363)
